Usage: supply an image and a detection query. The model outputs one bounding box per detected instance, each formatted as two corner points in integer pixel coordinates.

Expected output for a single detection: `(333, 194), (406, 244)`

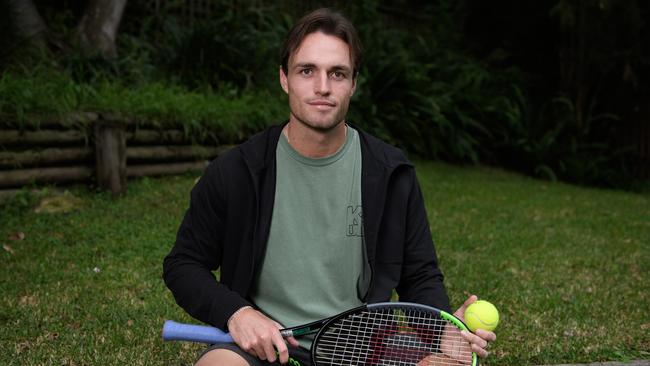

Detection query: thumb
(454, 294), (478, 320)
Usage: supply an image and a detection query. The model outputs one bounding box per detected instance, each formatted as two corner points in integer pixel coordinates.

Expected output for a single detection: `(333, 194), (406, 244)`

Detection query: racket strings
(314, 309), (472, 366)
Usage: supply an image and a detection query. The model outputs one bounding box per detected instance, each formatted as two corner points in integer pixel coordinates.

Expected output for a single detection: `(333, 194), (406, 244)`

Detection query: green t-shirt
(250, 126), (369, 348)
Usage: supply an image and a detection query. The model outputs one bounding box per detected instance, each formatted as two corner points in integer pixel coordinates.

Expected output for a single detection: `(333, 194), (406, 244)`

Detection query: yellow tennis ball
(464, 300), (499, 332)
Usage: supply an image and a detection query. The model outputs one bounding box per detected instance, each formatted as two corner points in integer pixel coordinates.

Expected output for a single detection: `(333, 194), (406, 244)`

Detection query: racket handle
(162, 320), (234, 343)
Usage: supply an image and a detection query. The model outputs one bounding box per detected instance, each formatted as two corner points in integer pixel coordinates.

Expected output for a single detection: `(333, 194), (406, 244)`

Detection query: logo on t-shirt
(346, 205), (364, 237)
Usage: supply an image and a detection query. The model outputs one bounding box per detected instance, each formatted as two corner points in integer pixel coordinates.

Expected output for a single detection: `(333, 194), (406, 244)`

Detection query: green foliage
(0, 67), (287, 143)
(348, 2), (516, 164)
(464, 0), (649, 188)
(144, 2), (290, 90)
(61, 33), (160, 85)
(1, 0), (646, 189)
(485, 87), (641, 189)
(0, 65), (86, 125)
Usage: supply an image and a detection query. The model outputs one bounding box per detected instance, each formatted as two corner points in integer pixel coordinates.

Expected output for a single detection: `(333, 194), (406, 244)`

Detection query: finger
(257, 340), (274, 362)
(251, 342), (268, 361)
(262, 334), (278, 363)
(461, 330), (488, 349)
(475, 328), (497, 343)
(463, 294), (478, 307)
(286, 336), (300, 348)
(273, 333), (289, 364)
(454, 294), (478, 318)
(471, 342), (490, 358)
(236, 336), (253, 354)
(244, 346), (259, 359)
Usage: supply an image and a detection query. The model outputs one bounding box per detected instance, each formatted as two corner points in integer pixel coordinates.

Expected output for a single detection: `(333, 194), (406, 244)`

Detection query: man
(163, 8), (496, 366)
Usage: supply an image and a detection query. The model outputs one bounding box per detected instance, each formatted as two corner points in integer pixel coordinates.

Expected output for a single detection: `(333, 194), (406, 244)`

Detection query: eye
(331, 71), (346, 80)
(300, 68), (313, 76)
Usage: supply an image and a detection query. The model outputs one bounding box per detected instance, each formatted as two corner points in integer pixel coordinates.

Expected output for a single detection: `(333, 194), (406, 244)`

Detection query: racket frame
(310, 302), (479, 366)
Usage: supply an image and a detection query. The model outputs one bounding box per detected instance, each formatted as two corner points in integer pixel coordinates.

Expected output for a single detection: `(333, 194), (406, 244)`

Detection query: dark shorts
(198, 343), (312, 366)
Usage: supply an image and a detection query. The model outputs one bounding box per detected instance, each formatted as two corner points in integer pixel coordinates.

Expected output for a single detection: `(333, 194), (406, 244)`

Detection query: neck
(284, 119), (347, 158)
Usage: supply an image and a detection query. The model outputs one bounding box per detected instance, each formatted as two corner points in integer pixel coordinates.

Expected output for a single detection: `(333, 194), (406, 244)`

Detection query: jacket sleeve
(162, 160), (252, 329)
(396, 167), (451, 312)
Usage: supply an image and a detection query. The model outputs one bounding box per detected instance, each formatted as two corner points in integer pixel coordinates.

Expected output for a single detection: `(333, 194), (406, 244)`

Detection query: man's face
(280, 31), (356, 132)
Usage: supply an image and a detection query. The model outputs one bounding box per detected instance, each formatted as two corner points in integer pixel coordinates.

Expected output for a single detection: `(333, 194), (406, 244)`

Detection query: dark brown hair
(280, 8), (362, 78)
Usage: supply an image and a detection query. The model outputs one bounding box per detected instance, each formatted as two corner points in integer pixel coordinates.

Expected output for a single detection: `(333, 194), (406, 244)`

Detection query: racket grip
(162, 320), (234, 344)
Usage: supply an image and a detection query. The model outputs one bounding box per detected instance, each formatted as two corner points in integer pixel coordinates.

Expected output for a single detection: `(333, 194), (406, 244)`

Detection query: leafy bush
(348, 1), (644, 188)
(0, 67), (287, 143)
(349, 2), (517, 164)
(489, 93), (640, 187)
(145, 3), (289, 91)
(1, 0), (645, 189)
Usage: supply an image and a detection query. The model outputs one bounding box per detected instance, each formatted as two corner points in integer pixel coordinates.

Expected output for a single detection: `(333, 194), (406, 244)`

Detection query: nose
(314, 71), (331, 96)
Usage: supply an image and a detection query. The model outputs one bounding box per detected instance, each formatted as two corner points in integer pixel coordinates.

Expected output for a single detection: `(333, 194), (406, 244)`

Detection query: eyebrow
(293, 63), (352, 73)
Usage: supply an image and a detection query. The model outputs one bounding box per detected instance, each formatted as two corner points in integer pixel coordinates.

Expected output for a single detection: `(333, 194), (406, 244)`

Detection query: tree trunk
(6, 0), (47, 46)
(76, 0), (128, 58)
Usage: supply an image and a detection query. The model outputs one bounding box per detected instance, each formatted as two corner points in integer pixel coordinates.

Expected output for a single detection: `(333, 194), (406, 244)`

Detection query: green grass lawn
(1, 162), (648, 365)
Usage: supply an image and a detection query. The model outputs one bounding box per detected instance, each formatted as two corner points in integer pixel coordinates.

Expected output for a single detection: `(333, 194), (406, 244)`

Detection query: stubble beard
(290, 102), (350, 133)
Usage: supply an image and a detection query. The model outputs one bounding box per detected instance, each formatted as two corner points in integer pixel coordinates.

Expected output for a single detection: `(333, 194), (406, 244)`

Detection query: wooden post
(94, 119), (126, 196)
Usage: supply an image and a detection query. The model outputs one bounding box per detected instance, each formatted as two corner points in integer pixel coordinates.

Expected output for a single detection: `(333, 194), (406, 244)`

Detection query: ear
(279, 66), (289, 94)
(350, 74), (358, 97)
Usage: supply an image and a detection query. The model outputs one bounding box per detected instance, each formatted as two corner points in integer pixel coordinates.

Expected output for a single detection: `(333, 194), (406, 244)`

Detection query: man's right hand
(227, 307), (300, 364)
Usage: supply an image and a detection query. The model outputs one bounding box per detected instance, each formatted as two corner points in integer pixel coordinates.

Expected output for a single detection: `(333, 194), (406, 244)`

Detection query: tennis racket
(163, 302), (478, 366)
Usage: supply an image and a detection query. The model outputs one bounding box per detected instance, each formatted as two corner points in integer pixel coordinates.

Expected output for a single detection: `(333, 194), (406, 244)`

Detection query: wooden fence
(0, 113), (231, 199)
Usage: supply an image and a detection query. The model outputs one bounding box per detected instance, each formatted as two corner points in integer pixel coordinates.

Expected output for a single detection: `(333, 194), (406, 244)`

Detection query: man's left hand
(453, 295), (497, 359)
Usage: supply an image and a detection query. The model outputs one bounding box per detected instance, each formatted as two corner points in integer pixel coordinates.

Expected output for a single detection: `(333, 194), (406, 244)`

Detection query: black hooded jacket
(163, 123), (450, 330)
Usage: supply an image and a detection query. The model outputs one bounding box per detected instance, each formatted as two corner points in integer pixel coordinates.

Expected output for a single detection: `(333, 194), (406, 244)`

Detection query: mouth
(308, 100), (336, 109)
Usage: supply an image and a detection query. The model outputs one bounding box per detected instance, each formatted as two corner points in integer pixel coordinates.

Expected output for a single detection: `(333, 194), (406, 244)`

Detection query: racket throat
(282, 320), (327, 337)
(282, 305), (368, 338)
